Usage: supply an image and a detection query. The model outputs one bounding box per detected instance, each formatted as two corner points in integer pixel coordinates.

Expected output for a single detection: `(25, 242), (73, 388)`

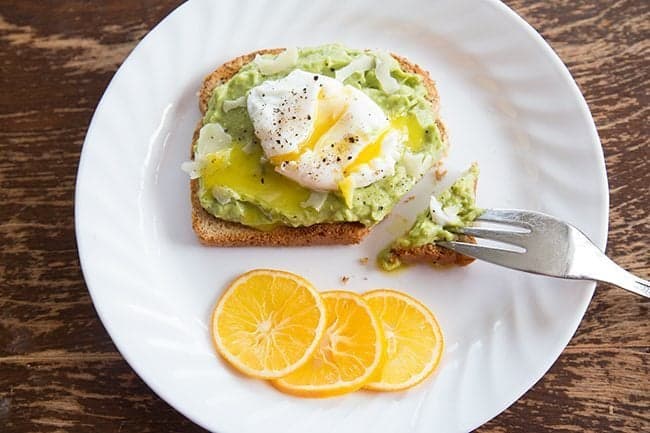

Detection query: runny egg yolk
(201, 145), (311, 214)
(337, 116), (424, 207)
(342, 115), (424, 178)
(270, 88), (348, 165)
(390, 115), (425, 152)
(338, 128), (391, 206)
(343, 128), (391, 176)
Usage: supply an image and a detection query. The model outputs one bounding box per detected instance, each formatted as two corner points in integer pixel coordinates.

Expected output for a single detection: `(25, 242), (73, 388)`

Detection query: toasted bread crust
(190, 48), (452, 251)
(389, 236), (476, 267)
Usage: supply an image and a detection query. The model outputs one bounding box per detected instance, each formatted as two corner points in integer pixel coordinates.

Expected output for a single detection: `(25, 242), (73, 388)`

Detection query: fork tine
(456, 227), (530, 247)
(476, 209), (533, 228)
(437, 241), (535, 272)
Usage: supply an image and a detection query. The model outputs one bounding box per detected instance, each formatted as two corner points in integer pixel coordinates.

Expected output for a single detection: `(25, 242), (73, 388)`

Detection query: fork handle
(576, 253), (650, 298)
(600, 268), (650, 298)
(628, 277), (650, 298)
(567, 233), (650, 298)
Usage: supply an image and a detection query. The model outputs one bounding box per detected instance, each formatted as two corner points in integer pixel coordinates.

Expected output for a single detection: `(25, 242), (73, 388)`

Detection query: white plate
(75, 0), (608, 432)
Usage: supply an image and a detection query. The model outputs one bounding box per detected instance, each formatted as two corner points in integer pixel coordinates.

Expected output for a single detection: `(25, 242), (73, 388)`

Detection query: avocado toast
(187, 45), (451, 246)
(378, 164), (481, 271)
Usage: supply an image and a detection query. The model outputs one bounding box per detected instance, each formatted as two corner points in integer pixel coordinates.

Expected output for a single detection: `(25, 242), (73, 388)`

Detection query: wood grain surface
(0, 0), (648, 432)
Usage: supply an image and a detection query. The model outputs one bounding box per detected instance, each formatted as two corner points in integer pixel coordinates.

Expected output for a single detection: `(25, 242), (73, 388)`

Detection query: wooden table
(1, 1), (648, 431)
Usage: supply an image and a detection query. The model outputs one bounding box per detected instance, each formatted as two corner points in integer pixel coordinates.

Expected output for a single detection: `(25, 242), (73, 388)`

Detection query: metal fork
(438, 209), (650, 298)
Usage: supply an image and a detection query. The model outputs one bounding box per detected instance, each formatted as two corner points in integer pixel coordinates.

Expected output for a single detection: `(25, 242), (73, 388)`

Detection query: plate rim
(74, 0), (609, 431)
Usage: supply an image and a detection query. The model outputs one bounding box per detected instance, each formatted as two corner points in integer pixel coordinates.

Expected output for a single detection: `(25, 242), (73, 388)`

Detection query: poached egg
(247, 70), (403, 206)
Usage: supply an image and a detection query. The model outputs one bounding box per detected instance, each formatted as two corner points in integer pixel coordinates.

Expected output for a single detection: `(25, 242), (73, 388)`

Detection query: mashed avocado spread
(195, 44), (446, 230)
(378, 164), (482, 271)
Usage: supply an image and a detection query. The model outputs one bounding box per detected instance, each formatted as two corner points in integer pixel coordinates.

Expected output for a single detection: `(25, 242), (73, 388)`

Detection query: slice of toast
(191, 48), (448, 247)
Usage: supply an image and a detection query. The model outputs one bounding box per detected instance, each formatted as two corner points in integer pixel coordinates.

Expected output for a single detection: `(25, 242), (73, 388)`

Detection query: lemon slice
(211, 269), (326, 379)
(273, 290), (385, 397)
(362, 289), (444, 391)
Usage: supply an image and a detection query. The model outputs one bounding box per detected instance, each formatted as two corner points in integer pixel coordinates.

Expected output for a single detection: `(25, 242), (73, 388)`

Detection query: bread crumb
(435, 165), (447, 181)
(359, 257), (369, 265)
(403, 195), (415, 203)
(341, 276), (350, 284)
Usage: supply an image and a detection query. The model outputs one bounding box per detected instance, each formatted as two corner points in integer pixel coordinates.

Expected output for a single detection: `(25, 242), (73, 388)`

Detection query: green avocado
(378, 163), (482, 271)
(195, 44), (446, 229)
